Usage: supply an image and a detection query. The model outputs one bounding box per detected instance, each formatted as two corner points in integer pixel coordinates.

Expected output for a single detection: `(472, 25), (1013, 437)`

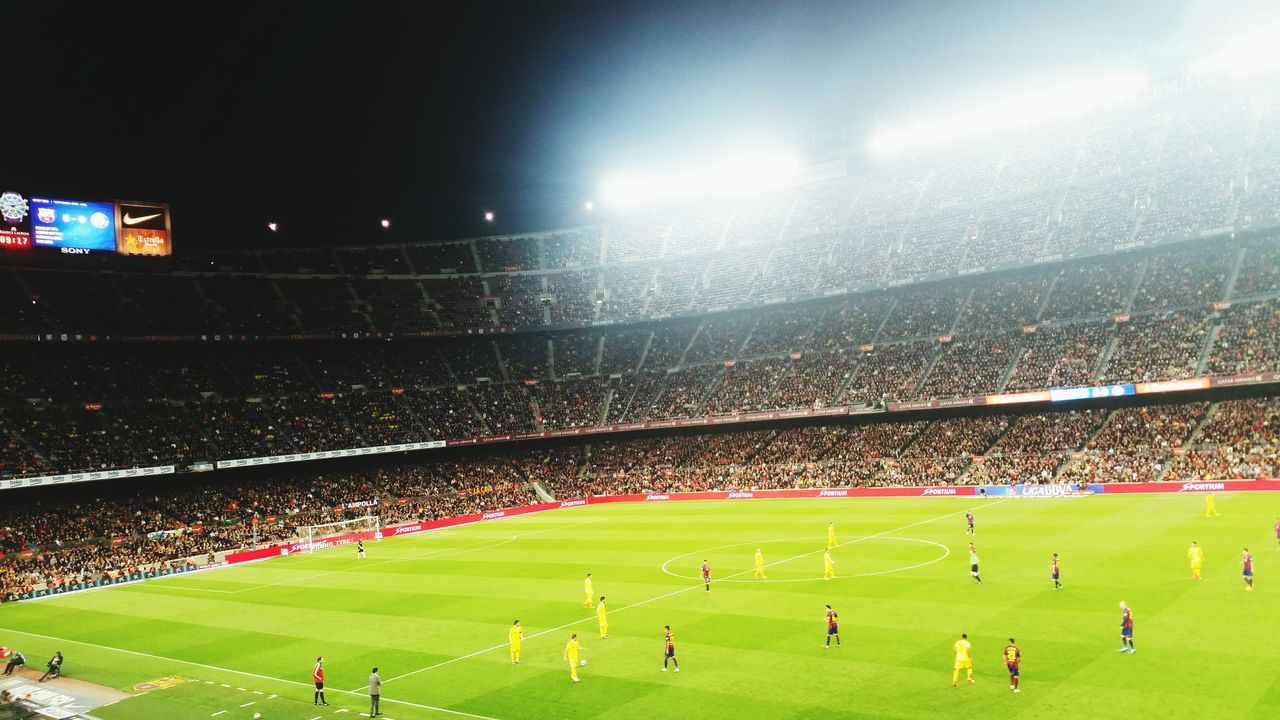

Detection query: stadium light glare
(869, 72), (1148, 155)
(483, 211), (495, 223)
(1189, 25), (1280, 76)
(380, 218), (391, 229)
(601, 152), (799, 207)
(267, 221), (279, 232)
(584, 201), (594, 212)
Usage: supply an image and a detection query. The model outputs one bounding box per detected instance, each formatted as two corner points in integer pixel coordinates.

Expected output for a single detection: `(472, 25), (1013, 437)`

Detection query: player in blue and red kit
(1242, 548), (1254, 591)
(661, 625), (679, 671)
(824, 605), (841, 648)
(1051, 553), (1062, 589)
(1003, 638), (1021, 693)
(702, 560), (711, 592)
(1118, 601), (1134, 654)
(965, 511), (975, 535)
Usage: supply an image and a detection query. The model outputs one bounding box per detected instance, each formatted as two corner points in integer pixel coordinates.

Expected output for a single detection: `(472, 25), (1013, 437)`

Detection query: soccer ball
(579, 659), (588, 666)
(252, 714), (261, 719)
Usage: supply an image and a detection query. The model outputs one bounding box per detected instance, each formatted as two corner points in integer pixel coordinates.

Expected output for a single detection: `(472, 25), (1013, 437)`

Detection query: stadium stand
(4, 79), (1280, 600)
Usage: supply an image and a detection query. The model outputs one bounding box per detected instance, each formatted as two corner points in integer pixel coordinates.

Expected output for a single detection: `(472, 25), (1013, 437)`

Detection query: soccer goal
(298, 515), (381, 553)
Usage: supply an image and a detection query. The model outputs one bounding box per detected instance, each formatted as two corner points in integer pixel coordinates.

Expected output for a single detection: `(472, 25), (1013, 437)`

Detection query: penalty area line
(371, 498), (1011, 689)
(132, 518), (609, 597)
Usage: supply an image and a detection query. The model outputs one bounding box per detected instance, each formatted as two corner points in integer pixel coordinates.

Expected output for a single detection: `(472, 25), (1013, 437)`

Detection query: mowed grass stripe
(1, 495), (1277, 719)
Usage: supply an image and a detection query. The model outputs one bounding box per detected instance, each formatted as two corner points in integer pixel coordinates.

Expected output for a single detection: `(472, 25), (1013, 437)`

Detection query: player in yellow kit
(1205, 493), (1221, 517)
(827, 522), (837, 549)
(952, 633), (974, 687)
(754, 548), (767, 579)
(1188, 541), (1204, 580)
(508, 620), (522, 664)
(823, 549), (835, 580)
(583, 573), (594, 608)
(564, 633), (582, 682)
(596, 596), (609, 639)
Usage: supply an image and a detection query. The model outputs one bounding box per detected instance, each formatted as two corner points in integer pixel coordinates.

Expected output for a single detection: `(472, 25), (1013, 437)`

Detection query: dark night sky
(4, 1), (1263, 252)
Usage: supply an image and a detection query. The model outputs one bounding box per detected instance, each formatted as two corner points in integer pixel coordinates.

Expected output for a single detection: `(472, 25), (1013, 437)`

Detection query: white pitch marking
(210, 517), (609, 596)
(0, 627), (504, 720)
(659, 535), (950, 583)
(240, 701), (256, 707)
(371, 499), (1008, 688)
(210, 712), (226, 717)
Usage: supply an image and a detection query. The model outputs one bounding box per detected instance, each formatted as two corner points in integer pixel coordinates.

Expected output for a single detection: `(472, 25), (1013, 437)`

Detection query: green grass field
(1, 494), (1278, 720)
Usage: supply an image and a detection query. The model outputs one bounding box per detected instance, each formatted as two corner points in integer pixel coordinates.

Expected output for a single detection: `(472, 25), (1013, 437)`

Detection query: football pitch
(1, 493), (1277, 720)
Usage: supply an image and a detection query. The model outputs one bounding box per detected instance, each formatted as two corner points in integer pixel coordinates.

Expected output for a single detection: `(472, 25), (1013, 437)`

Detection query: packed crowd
(1, 89), (1279, 507)
(2, 261), (1278, 480)
(6, 394), (1276, 600)
(0, 456), (531, 599)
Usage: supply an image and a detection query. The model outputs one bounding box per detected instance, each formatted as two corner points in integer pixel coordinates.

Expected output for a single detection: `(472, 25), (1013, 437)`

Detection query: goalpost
(298, 515), (381, 554)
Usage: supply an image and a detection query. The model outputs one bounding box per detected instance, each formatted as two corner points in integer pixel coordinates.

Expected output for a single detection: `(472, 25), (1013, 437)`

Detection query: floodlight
(601, 152), (798, 207)
(584, 201), (594, 212)
(483, 211), (495, 222)
(869, 73), (1148, 155)
(267, 221), (279, 232)
(1189, 25), (1280, 76)
(380, 218), (391, 229)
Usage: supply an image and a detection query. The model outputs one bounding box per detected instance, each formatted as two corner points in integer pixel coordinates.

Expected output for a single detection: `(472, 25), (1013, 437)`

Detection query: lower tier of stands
(3, 393), (1276, 599)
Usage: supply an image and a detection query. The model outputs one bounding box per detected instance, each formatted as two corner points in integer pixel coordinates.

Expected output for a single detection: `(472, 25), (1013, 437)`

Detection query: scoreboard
(0, 190), (171, 256)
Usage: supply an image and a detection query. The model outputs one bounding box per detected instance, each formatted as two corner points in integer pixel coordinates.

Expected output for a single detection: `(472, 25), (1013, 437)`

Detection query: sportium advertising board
(0, 189), (171, 256)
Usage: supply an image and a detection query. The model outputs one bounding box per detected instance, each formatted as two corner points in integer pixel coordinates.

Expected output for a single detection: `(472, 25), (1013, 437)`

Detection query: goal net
(298, 515), (381, 554)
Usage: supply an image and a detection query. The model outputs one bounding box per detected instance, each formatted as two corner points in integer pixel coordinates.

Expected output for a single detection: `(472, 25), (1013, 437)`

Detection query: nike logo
(122, 212), (162, 226)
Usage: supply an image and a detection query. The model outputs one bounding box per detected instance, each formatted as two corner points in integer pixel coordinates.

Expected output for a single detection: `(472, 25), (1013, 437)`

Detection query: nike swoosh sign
(122, 212), (162, 226)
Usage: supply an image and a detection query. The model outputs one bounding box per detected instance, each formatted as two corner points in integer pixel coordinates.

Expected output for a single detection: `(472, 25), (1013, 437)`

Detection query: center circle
(660, 535), (950, 583)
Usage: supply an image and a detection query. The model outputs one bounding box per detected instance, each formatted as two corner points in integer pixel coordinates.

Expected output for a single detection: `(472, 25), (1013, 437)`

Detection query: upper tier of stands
(2, 79), (1279, 482)
(0, 234), (1277, 480)
(4, 81), (1280, 334)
